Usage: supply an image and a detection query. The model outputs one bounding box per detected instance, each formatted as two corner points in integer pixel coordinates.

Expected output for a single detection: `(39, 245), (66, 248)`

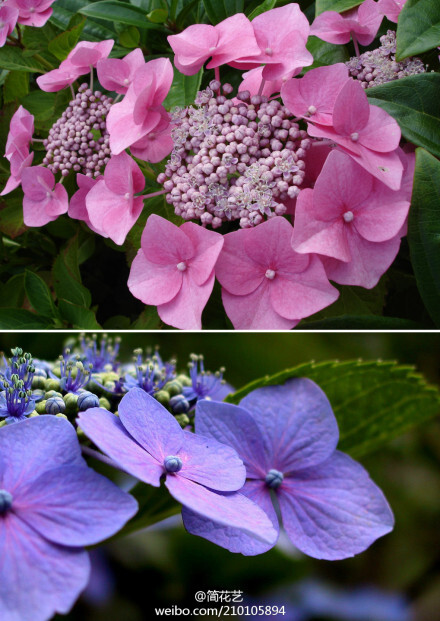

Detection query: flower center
(0, 490), (13, 514)
(265, 269), (276, 280)
(176, 262), (187, 272)
(265, 469), (284, 489)
(265, 47), (273, 56)
(350, 132), (359, 142)
(164, 455), (183, 473)
(343, 210), (354, 223)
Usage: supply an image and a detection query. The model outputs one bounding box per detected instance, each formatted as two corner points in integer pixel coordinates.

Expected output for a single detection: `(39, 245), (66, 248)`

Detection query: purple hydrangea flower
(182, 354), (232, 404)
(0, 416), (137, 621)
(183, 378), (394, 558)
(77, 387), (277, 546)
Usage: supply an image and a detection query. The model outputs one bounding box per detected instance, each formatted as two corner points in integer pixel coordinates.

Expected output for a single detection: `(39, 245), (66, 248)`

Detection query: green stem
(33, 53), (55, 71)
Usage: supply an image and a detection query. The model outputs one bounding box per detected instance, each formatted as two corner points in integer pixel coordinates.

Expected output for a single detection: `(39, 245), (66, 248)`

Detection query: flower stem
(258, 78), (266, 96)
(351, 33), (360, 58)
(141, 189), (168, 200)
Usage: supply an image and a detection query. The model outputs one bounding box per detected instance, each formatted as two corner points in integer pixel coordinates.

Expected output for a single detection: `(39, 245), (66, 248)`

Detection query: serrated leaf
(316, 0), (361, 16)
(24, 270), (57, 318)
(225, 360), (440, 458)
(0, 308), (53, 329)
(367, 74), (440, 159)
(408, 148), (440, 327)
(58, 299), (101, 329)
(79, 1), (168, 31)
(396, 0), (440, 60)
(53, 237), (92, 307)
(164, 68), (203, 109)
(0, 47), (47, 73)
(202, 0), (243, 24)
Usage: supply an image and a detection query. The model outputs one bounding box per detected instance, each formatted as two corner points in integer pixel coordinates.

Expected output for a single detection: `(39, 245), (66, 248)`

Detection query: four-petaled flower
(0, 416), (137, 621)
(183, 378), (394, 558)
(21, 165), (68, 227)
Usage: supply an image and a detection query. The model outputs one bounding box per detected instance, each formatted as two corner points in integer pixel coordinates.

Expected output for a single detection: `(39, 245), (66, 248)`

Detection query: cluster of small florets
(0, 339), (228, 427)
(346, 30), (426, 88)
(42, 83), (113, 177)
(157, 81), (310, 229)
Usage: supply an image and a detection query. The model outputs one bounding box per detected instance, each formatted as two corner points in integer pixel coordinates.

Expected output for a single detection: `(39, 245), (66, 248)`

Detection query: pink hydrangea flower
(238, 66), (291, 98)
(291, 150), (414, 288)
(106, 57), (173, 154)
(230, 4), (313, 82)
(128, 215), (224, 330)
(7, 0), (56, 27)
(215, 216), (339, 330)
(1, 105), (34, 195)
(68, 174), (101, 233)
(377, 0), (407, 23)
(281, 63), (350, 126)
(310, 0), (383, 46)
(307, 78), (403, 189)
(84, 152), (145, 245)
(22, 166), (68, 227)
(97, 48), (145, 95)
(129, 122), (174, 163)
(0, 4), (19, 47)
(37, 40), (114, 92)
(167, 13), (261, 76)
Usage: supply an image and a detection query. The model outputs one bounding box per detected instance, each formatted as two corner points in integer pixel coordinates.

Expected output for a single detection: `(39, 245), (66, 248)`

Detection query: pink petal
(104, 151), (144, 195)
(168, 24), (218, 75)
(333, 79), (370, 135)
(215, 228), (263, 296)
(97, 58), (131, 94)
(359, 105), (401, 152)
(128, 248), (183, 306)
(36, 68), (82, 92)
(140, 214), (194, 266)
(130, 124), (174, 163)
(221, 282), (299, 330)
(310, 11), (353, 44)
(22, 165), (54, 200)
(158, 271), (215, 330)
(181, 222), (224, 285)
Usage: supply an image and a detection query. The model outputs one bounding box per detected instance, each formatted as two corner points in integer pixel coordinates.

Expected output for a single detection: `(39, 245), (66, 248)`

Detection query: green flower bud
(45, 390), (63, 399)
(29, 411), (39, 418)
(155, 390), (170, 406)
(99, 397), (111, 411)
(45, 378), (60, 392)
(55, 413), (68, 420)
(176, 374), (192, 387)
(164, 380), (183, 397)
(36, 400), (47, 414)
(175, 414), (190, 428)
(63, 393), (78, 415)
(31, 376), (46, 390)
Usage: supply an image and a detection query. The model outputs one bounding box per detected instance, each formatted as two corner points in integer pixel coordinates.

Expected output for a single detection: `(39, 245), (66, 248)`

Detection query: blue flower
(0, 379), (35, 424)
(59, 356), (92, 394)
(75, 334), (121, 372)
(182, 355), (231, 403)
(123, 348), (176, 395)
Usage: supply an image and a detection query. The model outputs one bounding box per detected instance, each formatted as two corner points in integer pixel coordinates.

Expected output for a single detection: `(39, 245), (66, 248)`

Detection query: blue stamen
(265, 469), (284, 489)
(0, 490), (13, 514)
(164, 456), (183, 473)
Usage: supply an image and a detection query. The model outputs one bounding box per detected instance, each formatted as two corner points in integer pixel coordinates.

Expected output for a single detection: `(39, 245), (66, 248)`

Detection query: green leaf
(0, 308), (53, 329)
(316, 0), (361, 16)
(58, 300), (101, 329)
(115, 482), (180, 539)
(24, 270), (57, 318)
(0, 47), (47, 73)
(147, 8), (169, 23)
(131, 307), (162, 329)
(164, 68), (203, 109)
(21, 91), (56, 122)
(305, 36), (349, 71)
(248, 0), (276, 20)
(396, 0), (440, 60)
(0, 199), (26, 239)
(367, 74), (440, 159)
(4, 71), (29, 103)
(175, 0), (201, 29)
(202, 0), (244, 24)
(408, 148), (440, 327)
(53, 237), (92, 307)
(225, 360), (440, 458)
(79, 1), (168, 31)
(51, 3), (119, 42)
(0, 274), (25, 309)
(47, 18), (86, 61)
(118, 26), (141, 48)
(22, 21), (58, 52)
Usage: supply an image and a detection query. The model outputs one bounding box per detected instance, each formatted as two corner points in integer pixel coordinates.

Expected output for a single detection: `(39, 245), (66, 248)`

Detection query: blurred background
(1, 331), (439, 621)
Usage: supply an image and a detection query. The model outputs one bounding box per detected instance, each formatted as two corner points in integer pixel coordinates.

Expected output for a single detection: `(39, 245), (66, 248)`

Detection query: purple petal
(0, 513), (90, 621)
(14, 465), (137, 547)
(166, 475), (278, 545)
(178, 430), (245, 491)
(278, 451), (394, 560)
(239, 378), (339, 472)
(77, 407), (163, 486)
(182, 479), (279, 555)
(0, 416), (83, 492)
(195, 400), (268, 478)
(118, 387), (183, 461)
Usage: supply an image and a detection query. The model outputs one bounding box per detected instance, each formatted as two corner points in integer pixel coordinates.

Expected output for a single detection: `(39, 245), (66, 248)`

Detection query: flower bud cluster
(42, 83), (113, 178)
(346, 30), (425, 88)
(157, 81), (310, 228)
